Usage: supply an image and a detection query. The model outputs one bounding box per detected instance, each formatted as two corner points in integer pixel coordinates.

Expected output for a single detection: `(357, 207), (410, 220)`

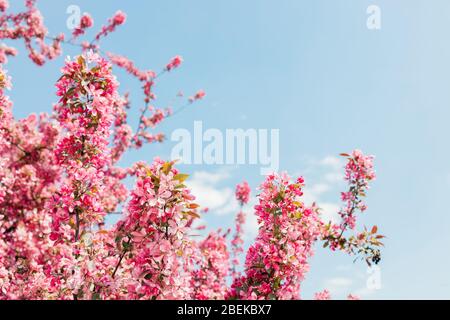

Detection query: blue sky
(5, 0), (450, 299)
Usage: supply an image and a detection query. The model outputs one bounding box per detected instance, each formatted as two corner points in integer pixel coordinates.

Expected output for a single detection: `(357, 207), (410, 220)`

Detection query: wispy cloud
(242, 198), (260, 241)
(300, 155), (346, 223)
(186, 169), (237, 216)
(323, 277), (354, 297)
(320, 156), (343, 170)
(322, 267), (381, 299)
(352, 286), (379, 299)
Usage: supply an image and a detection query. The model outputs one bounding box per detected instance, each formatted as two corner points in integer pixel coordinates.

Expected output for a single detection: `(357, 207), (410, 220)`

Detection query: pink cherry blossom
(190, 230), (230, 300)
(321, 151), (382, 266)
(230, 181), (251, 279)
(166, 55), (183, 71)
(189, 90), (206, 103)
(315, 290), (331, 300)
(94, 11), (127, 42)
(72, 14), (94, 39)
(0, 1), (63, 65)
(0, 0), (8, 12)
(235, 181), (251, 205)
(228, 174), (322, 300)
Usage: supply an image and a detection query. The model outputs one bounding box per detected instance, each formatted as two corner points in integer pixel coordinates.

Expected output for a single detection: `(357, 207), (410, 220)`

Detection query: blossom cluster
(229, 174), (322, 300)
(235, 181), (251, 206)
(321, 151), (383, 266)
(190, 230), (230, 300)
(72, 14), (93, 40)
(49, 52), (121, 242)
(93, 10), (126, 43)
(0, 68), (62, 297)
(338, 150), (376, 230)
(112, 160), (198, 299)
(0, 0), (63, 65)
(230, 181), (251, 279)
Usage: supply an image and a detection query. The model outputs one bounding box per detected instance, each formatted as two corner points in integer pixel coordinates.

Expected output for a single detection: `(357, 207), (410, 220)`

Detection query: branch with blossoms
(110, 160), (200, 299)
(106, 53), (206, 149)
(320, 150), (384, 266)
(190, 229), (231, 300)
(1, 1), (205, 153)
(228, 174), (322, 300)
(49, 53), (120, 243)
(230, 181), (251, 280)
(227, 151), (382, 300)
(0, 0), (63, 66)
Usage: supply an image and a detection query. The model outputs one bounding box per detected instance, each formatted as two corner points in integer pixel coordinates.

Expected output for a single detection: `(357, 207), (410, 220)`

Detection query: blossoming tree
(0, 1), (384, 300)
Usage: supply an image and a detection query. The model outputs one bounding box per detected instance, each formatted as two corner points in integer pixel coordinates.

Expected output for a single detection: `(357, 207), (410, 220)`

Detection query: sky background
(4, 0), (450, 299)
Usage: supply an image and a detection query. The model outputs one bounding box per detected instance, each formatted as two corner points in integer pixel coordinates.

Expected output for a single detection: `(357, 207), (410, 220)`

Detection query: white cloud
(186, 170), (260, 243)
(242, 198), (260, 240)
(191, 171), (230, 184)
(300, 155), (346, 223)
(335, 265), (352, 272)
(352, 286), (379, 299)
(320, 156), (343, 170)
(189, 181), (233, 213)
(186, 170), (236, 216)
(309, 183), (330, 195)
(324, 172), (343, 184)
(324, 268), (381, 299)
(216, 197), (239, 215)
(326, 277), (353, 287)
(324, 277), (354, 296)
(318, 202), (341, 224)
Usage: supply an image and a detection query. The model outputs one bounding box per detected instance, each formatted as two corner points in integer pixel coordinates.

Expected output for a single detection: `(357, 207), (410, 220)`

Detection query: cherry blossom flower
(50, 52), (121, 241)
(189, 90), (206, 103)
(72, 14), (94, 39)
(166, 55), (183, 71)
(0, 0), (9, 12)
(0, 1), (63, 65)
(321, 151), (383, 266)
(190, 230), (230, 300)
(235, 181), (251, 205)
(314, 290), (331, 300)
(228, 174), (322, 300)
(94, 11), (127, 42)
(231, 181), (251, 279)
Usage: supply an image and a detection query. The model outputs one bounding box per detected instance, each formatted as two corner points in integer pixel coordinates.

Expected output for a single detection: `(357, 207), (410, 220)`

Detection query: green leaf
(77, 55), (86, 70)
(92, 292), (101, 300)
(174, 173), (189, 183)
(184, 211), (201, 219)
(162, 162), (173, 175)
(122, 240), (132, 251)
